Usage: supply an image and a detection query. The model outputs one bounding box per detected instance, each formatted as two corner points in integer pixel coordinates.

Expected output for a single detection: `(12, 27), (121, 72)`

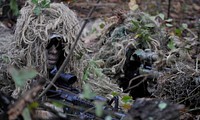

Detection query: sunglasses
(46, 35), (64, 50)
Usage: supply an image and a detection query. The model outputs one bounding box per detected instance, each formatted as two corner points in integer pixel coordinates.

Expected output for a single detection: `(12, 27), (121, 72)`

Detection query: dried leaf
(129, 0), (138, 11)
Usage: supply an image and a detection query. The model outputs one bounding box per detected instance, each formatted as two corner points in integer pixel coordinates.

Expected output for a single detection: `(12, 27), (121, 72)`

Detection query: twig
(167, 0), (171, 18)
(123, 74), (149, 92)
(196, 57), (198, 72)
(37, 0), (101, 99)
(71, 3), (116, 7)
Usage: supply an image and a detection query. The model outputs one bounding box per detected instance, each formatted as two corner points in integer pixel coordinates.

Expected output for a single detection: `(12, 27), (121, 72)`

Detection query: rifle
(46, 67), (126, 120)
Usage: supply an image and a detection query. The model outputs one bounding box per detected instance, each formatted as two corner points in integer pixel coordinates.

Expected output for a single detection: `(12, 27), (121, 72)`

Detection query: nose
(48, 45), (58, 54)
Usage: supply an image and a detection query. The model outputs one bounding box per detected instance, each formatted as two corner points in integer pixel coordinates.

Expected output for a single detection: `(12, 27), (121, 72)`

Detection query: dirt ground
(69, 0), (200, 29)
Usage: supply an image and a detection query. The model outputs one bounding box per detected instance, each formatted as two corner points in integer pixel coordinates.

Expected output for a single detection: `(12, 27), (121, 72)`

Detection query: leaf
(2, 55), (11, 63)
(52, 101), (64, 108)
(128, 0), (138, 11)
(167, 39), (175, 50)
(94, 101), (104, 117)
(28, 102), (39, 110)
(121, 95), (132, 103)
(182, 23), (188, 29)
(83, 66), (89, 81)
(82, 84), (95, 99)
(41, 0), (50, 8)
(166, 23), (173, 27)
(9, 0), (19, 15)
(158, 101), (167, 110)
(175, 28), (182, 37)
(99, 23), (105, 29)
(158, 13), (165, 20)
(31, 0), (38, 4)
(22, 107), (32, 120)
(8, 67), (38, 88)
(105, 116), (112, 120)
(145, 23), (155, 28)
(131, 20), (140, 31)
(94, 67), (103, 77)
(111, 92), (119, 97)
(165, 18), (173, 22)
(33, 6), (41, 16)
(134, 49), (144, 56)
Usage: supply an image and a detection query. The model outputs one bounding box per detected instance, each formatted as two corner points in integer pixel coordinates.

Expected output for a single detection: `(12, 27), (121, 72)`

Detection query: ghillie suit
(7, 1), (122, 99)
(90, 11), (163, 98)
(11, 2), (83, 98)
(0, 26), (15, 95)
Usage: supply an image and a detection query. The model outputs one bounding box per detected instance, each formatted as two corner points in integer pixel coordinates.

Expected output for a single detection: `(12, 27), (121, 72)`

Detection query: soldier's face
(46, 39), (62, 70)
(47, 44), (59, 69)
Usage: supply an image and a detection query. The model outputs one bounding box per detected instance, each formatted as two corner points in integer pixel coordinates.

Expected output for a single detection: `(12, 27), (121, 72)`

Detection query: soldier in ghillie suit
(4, 1), (84, 98)
(0, 1), (122, 99)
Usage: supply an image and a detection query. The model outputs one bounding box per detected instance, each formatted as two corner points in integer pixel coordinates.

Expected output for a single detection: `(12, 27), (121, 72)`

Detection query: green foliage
(94, 101), (105, 117)
(33, 6), (41, 16)
(8, 67), (38, 88)
(167, 39), (175, 50)
(83, 60), (103, 81)
(158, 13), (165, 20)
(28, 102), (39, 110)
(31, 0), (50, 15)
(121, 95), (132, 103)
(81, 83), (95, 99)
(175, 28), (182, 37)
(165, 23), (173, 27)
(99, 23), (105, 29)
(105, 116), (112, 120)
(52, 100), (65, 108)
(182, 23), (188, 29)
(131, 15), (157, 48)
(1, 55), (11, 63)
(134, 49), (144, 56)
(158, 101), (167, 110)
(111, 91), (119, 97)
(9, 0), (19, 15)
(22, 107), (32, 120)
(174, 23), (188, 37)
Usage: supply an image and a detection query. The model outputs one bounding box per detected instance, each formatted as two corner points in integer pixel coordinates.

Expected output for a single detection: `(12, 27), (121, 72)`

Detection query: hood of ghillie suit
(14, 2), (84, 79)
